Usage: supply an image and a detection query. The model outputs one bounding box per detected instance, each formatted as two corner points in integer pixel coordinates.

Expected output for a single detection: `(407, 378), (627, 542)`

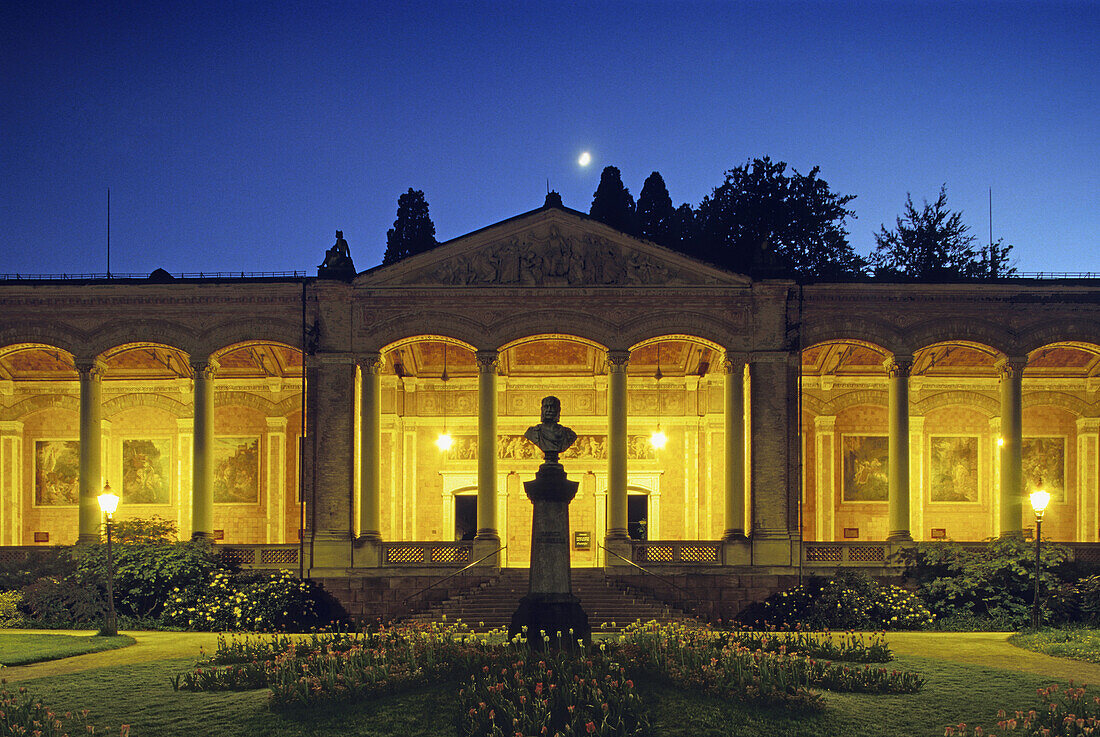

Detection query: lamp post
(98, 483), (120, 636)
(1029, 488), (1050, 630)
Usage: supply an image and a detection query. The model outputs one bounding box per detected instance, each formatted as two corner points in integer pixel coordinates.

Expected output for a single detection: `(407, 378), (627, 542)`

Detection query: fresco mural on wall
(1023, 437), (1065, 502)
(34, 440), (80, 506)
(841, 435), (889, 502)
(213, 437), (260, 504)
(930, 436), (979, 502)
(447, 434), (656, 460)
(122, 439), (170, 504)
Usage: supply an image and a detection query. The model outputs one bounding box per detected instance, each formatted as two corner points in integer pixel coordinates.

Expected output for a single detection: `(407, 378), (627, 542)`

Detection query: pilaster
(307, 352), (357, 570)
(0, 421), (24, 545)
(1077, 417), (1099, 542)
(813, 415), (837, 542)
(266, 416), (287, 544)
(909, 415), (925, 540)
(749, 350), (796, 565)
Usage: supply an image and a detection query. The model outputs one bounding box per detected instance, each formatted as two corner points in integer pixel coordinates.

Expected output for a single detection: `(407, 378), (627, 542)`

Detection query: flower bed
(618, 621), (923, 709)
(1, 685), (129, 736)
(456, 653), (648, 737)
(944, 683), (1100, 737)
(725, 629), (893, 663)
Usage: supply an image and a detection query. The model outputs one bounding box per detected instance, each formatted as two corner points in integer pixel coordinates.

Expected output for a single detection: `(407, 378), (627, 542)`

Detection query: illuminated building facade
(1, 200), (1097, 581)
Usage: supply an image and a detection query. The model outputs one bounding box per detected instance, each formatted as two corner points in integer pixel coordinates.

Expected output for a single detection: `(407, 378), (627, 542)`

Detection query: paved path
(2, 629), (1098, 686)
(889, 631), (1100, 684)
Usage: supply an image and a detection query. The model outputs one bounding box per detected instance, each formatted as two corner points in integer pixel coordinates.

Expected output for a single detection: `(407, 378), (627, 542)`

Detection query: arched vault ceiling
(383, 338), (712, 378)
(0, 344), (76, 380)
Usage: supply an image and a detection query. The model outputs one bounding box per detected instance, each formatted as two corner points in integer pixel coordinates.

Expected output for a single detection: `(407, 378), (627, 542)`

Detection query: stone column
(307, 353), (357, 569)
(886, 356), (913, 542)
(998, 357), (1027, 535)
(76, 359), (106, 544)
(358, 352), (383, 542)
(0, 421), (24, 545)
(190, 358), (218, 540)
(605, 350), (630, 542)
(722, 352), (747, 540)
(475, 350), (500, 542)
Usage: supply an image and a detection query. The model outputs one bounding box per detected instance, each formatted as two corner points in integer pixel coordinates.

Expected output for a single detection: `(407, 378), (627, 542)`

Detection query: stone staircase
(404, 568), (693, 631)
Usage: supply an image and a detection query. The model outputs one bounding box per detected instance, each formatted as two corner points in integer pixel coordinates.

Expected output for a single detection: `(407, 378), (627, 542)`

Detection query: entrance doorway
(455, 494), (477, 540)
(628, 493), (649, 540)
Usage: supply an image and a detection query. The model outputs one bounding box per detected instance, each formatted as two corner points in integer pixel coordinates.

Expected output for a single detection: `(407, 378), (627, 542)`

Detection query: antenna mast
(107, 188), (111, 279)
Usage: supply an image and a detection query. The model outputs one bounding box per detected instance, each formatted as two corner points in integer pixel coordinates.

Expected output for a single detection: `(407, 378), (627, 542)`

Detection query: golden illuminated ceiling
(383, 338), (714, 378)
(802, 340), (1100, 378)
(0, 342), (302, 381)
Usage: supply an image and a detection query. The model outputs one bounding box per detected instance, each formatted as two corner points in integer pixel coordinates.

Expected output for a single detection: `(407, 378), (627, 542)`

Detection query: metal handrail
(598, 543), (690, 594)
(401, 545), (507, 605)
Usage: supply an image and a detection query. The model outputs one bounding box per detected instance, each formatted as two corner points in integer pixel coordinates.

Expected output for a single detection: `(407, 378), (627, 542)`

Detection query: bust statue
(524, 396), (577, 462)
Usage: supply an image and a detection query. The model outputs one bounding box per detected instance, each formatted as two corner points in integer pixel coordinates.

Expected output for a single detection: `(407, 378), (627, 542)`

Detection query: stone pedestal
(509, 461), (590, 649)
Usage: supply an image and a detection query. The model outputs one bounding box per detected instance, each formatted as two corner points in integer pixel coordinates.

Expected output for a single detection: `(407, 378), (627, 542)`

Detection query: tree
(636, 171), (675, 246)
(694, 157), (865, 278)
(589, 166), (637, 235)
(383, 188), (438, 265)
(870, 185), (1014, 279)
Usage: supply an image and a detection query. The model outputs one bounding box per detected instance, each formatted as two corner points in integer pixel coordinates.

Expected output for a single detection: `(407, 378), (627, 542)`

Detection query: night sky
(2, 1), (1096, 277)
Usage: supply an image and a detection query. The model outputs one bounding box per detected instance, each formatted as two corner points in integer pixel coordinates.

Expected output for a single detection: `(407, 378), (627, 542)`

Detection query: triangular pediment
(355, 207), (750, 288)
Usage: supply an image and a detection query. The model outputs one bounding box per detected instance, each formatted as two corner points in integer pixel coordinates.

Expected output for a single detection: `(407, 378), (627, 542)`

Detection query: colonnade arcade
(0, 338), (303, 547)
(331, 332), (749, 568)
(801, 336), (1100, 545)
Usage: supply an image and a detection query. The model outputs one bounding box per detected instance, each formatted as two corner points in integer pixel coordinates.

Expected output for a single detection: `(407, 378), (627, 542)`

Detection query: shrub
(18, 575), (104, 625)
(162, 569), (338, 631)
(0, 589), (24, 627)
(76, 517), (218, 620)
(0, 546), (75, 590)
(896, 536), (1069, 627)
(737, 569), (934, 630)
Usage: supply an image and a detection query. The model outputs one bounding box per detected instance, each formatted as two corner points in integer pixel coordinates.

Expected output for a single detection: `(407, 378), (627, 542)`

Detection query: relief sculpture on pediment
(425, 231), (686, 287)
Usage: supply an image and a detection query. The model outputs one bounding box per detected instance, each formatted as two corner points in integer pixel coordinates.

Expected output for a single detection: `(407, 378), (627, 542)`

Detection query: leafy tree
(694, 157), (865, 278)
(589, 165), (637, 235)
(636, 171), (675, 246)
(870, 185), (1013, 279)
(383, 188), (438, 265)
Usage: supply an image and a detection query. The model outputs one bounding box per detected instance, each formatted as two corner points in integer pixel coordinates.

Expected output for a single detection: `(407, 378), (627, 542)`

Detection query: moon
(578, 151), (592, 167)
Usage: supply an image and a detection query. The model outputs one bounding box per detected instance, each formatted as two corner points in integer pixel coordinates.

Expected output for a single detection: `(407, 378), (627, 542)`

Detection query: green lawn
(6, 641), (1091, 736)
(1010, 627), (1100, 664)
(0, 632), (135, 666)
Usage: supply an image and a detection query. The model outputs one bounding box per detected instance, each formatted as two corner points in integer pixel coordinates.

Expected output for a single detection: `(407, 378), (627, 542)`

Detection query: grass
(1009, 626), (1100, 664)
(0, 632), (135, 666)
(7, 638), (1094, 737)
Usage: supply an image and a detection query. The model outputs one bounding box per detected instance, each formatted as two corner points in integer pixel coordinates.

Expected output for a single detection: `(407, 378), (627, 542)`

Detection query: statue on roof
(318, 230), (356, 278)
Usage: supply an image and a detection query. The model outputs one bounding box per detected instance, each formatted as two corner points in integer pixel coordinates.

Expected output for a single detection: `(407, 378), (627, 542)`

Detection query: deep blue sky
(2, 1), (1096, 276)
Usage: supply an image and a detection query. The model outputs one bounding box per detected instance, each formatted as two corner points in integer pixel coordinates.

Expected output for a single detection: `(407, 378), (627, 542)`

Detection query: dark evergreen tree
(671, 203), (698, 256)
(694, 157), (864, 278)
(589, 166), (637, 235)
(383, 188), (438, 265)
(870, 185), (1011, 279)
(636, 171), (675, 246)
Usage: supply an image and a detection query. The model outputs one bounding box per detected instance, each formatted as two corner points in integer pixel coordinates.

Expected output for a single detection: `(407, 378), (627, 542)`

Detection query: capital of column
(190, 358), (220, 380)
(358, 352), (384, 375)
(996, 356), (1029, 380)
(605, 350), (630, 372)
(884, 356), (913, 378)
(74, 358), (107, 380)
(475, 349), (500, 373)
(722, 350), (748, 373)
